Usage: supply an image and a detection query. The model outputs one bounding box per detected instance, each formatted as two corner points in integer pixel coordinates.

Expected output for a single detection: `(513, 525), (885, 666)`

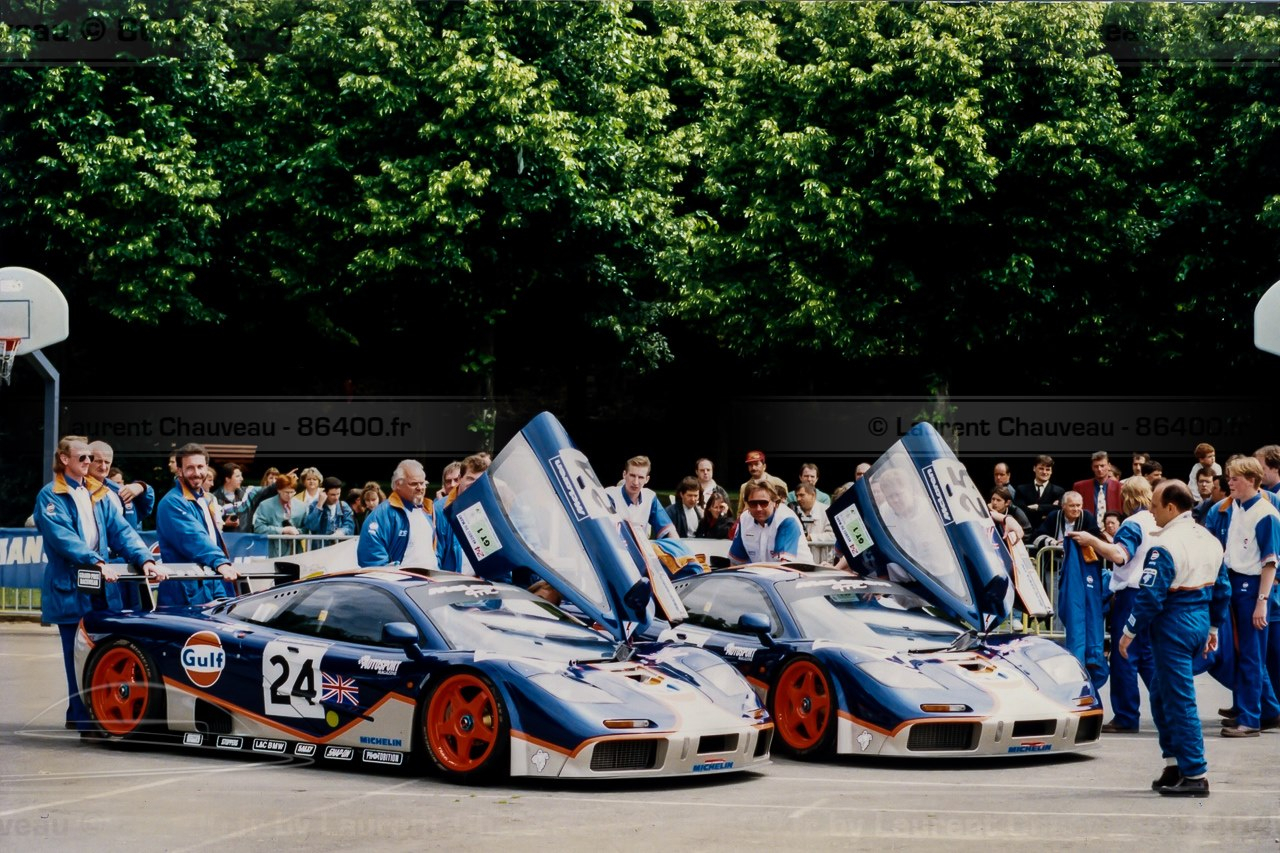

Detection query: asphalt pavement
(1, 623), (1275, 852)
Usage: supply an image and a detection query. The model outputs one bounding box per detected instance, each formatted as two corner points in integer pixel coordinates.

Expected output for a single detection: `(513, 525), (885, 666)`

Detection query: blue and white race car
(649, 424), (1103, 759)
(74, 414), (772, 782)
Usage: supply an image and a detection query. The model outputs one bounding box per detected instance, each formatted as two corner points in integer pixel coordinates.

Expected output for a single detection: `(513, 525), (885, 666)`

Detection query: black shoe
(1102, 720), (1138, 734)
(1261, 716), (1280, 731)
(1217, 706), (1238, 718)
(1220, 716), (1238, 727)
(1221, 725), (1261, 738)
(1158, 776), (1209, 797)
(1150, 766), (1181, 790)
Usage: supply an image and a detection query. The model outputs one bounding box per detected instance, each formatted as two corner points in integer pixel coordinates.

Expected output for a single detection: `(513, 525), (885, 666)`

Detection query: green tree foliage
(1, 1), (1277, 399)
(671, 2), (1153, 390)
(0, 0), (225, 323)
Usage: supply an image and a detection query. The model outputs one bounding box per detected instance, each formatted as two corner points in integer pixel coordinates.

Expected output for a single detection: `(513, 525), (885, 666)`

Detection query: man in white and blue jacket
(88, 440), (155, 609)
(35, 436), (160, 734)
(358, 459), (438, 569)
(1120, 480), (1227, 797)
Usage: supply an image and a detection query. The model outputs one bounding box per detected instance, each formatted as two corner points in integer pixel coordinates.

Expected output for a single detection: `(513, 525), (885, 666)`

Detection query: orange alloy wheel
(773, 658), (833, 753)
(426, 673), (501, 773)
(89, 645), (154, 736)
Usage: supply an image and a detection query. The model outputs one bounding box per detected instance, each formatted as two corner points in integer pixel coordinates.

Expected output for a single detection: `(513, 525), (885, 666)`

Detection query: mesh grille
(589, 739), (659, 771)
(906, 722), (978, 752)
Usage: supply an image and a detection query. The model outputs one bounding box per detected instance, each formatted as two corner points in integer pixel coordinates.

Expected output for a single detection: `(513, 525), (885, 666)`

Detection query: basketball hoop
(0, 337), (17, 386)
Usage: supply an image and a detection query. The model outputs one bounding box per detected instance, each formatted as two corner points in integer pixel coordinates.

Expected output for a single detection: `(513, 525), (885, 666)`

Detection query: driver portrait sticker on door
(457, 503), (504, 561)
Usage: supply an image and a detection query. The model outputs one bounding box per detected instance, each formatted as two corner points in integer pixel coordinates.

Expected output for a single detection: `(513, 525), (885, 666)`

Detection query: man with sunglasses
(728, 482), (813, 565)
(34, 435), (162, 736)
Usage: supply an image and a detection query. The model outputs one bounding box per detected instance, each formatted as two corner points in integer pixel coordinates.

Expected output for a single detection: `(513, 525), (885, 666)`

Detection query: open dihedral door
(447, 412), (686, 642)
(828, 422), (1016, 632)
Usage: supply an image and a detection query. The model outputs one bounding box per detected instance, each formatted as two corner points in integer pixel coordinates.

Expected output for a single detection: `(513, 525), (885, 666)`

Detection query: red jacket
(1073, 478), (1122, 515)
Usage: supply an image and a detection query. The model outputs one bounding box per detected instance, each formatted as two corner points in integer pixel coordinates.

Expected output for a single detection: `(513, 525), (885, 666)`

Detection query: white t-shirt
(71, 483), (99, 553)
(401, 506), (439, 570)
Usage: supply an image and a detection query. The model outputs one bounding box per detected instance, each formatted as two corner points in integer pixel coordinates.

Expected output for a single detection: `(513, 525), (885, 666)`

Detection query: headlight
(856, 661), (940, 689)
(1038, 654), (1089, 686)
(698, 661), (753, 697)
(529, 673), (623, 704)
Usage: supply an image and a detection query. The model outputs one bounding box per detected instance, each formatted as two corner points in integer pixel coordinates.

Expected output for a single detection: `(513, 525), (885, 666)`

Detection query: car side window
(263, 583), (415, 646)
(680, 577), (777, 635)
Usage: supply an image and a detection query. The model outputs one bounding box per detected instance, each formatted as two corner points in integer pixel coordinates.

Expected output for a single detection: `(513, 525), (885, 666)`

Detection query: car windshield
(408, 583), (615, 661)
(488, 437), (611, 612)
(864, 447), (971, 604)
(785, 582), (965, 652)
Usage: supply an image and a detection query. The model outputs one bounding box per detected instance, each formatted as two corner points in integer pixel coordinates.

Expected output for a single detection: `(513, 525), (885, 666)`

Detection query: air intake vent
(906, 722), (978, 752)
(698, 734), (739, 754)
(195, 699), (234, 735)
(589, 739), (659, 771)
(1075, 714), (1103, 743)
(1012, 720), (1056, 738)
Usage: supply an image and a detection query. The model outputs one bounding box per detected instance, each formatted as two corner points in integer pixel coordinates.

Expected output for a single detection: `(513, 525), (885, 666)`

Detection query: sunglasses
(75, 454), (93, 463)
(746, 499), (772, 508)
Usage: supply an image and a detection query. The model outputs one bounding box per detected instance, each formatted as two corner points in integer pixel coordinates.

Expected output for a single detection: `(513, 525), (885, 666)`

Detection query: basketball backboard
(1258, 279), (1280, 357)
(0, 267), (69, 355)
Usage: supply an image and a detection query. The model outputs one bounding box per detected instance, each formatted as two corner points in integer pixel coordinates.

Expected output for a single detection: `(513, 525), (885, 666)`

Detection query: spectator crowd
(31, 431), (1279, 791)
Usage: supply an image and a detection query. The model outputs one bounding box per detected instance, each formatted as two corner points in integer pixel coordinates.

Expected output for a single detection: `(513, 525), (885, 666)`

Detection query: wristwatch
(1261, 594), (1270, 601)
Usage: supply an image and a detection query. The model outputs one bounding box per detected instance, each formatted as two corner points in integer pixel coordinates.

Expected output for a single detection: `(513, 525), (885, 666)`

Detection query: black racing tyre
(769, 655), (835, 758)
(84, 638), (166, 739)
(420, 670), (509, 784)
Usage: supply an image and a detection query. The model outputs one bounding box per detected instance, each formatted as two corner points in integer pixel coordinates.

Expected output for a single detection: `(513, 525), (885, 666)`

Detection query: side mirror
(382, 621), (424, 660)
(738, 612), (775, 648)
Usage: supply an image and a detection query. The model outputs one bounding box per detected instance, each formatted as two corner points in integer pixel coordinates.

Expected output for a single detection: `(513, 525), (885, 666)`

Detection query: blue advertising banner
(0, 528), (274, 588)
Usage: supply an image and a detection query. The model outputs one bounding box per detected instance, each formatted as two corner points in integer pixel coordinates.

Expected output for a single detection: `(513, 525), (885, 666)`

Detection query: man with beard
(156, 443), (239, 606)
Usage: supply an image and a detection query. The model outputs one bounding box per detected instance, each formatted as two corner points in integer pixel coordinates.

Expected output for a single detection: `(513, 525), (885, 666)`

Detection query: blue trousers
(1109, 587), (1154, 728)
(1265, 593), (1280, 721)
(1229, 572), (1280, 728)
(1148, 605), (1209, 778)
(57, 623), (91, 731)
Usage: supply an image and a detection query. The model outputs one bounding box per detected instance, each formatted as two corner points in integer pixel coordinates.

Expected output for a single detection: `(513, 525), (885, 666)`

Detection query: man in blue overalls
(1120, 480), (1228, 797)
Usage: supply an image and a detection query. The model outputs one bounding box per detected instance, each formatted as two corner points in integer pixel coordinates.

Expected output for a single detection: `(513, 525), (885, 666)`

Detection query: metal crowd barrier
(259, 533), (357, 556)
(0, 534), (358, 617)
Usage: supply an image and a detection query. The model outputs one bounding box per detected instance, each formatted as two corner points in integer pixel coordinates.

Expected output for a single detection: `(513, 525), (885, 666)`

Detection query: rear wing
(75, 562), (302, 611)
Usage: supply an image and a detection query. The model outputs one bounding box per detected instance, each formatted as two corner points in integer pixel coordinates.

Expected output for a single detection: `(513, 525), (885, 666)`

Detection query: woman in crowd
(696, 492), (734, 539)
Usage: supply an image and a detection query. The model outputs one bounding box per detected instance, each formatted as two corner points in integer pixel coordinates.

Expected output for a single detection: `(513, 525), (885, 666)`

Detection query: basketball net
(0, 338), (17, 386)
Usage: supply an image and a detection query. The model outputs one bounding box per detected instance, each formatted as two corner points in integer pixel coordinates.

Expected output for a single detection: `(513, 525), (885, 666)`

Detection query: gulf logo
(182, 631), (226, 688)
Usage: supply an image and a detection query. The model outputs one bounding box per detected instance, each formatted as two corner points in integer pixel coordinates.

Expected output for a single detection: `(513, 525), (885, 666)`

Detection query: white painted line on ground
(170, 778), (421, 852)
(0, 761), (280, 818)
(370, 790), (1279, 820)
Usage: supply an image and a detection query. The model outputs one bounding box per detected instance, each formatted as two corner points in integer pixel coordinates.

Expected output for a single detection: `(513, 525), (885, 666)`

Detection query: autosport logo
(181, 631), (226, 688)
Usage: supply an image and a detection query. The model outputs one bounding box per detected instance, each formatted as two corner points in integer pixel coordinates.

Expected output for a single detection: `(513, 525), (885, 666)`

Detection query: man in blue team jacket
(155, 443), (239, 606)
(35, 435), (161, 733)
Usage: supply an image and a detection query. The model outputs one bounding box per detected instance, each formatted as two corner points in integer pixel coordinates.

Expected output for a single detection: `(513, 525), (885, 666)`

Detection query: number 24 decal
(262, 639), (328, 719)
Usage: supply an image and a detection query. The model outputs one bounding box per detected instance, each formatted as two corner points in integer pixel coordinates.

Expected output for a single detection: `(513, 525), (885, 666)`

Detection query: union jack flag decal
(320, 672), (359, 706)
